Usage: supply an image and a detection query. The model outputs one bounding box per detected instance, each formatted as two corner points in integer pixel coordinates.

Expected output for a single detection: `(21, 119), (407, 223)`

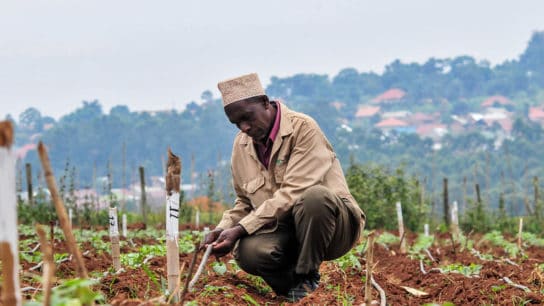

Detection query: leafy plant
(200, 285), (231, 298)
(522, 232), (544, 247)
(334, 249), (362, 271)
(212, 261), (227, 276)
(375, 231), (400, 246)
(482, 231), (520, 258)
(24, 278), (104, 306)
(440, 263), (482, 277)
(408, 234), (434, 260)
(242, 294), (259, 306)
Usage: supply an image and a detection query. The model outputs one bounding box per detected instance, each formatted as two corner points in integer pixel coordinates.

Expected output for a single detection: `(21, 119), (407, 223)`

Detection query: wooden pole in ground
(36, 224), (55, 306)
(443, 178), (450, 227)
(517, 217), (523, 250)
(139, 166), (148, 228)
(0, 121), (22, 306)
(166, 148), (182, 302)
(26, 162), (33, 205)
(38, 142), (88, 278)
(109, 207), (121, 271)
(533, 176), (541, 221)
(364, 233), (375, 305)
(395, 201), (406, 254)
(121, 141), (126, 212)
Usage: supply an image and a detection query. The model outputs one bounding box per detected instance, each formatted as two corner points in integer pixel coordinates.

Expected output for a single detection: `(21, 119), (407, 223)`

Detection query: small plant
(200, 285), (231, 297)
(482, 231), (520, 258)
(334, 249), (362, 271)
(375, 232), (400, 246)
(244, 274), (271, 295)
(491, 284), (506, 292)
(24, 278), (104, 306)
(212, 261), (227, 276)
(408, 234), (434, 260)
(242, 294), (260, 306)
(440, 263), (482, 277)
(522, 232), (544, 247)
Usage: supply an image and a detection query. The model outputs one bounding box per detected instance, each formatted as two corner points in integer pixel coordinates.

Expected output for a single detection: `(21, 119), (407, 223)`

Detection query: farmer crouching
(202, 73), (365, 301)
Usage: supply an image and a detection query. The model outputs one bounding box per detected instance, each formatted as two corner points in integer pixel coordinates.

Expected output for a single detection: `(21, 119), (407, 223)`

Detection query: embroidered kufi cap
(218, 73), (265, 107)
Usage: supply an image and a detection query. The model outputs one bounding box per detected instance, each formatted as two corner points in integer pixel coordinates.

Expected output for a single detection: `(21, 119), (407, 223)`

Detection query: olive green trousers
(234, 185), (363, 294)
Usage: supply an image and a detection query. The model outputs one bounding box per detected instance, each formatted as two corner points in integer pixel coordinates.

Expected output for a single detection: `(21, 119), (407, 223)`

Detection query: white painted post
(424, 223), (430, 236)
(396, 201), (406, 253)
(451, 201), (459, 239)
(122, 214), (127, 238)
(165, 149), (181, 302)
(68, 208), (73, 228)
(195, 209), (200, 229)
(109, 207), (121, 271)
(0, 121), (21, 306)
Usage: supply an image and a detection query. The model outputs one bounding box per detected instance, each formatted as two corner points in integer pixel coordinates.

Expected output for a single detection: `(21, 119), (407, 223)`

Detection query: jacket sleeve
(238, 120), (334, 234)
(216, 167), (253, 230)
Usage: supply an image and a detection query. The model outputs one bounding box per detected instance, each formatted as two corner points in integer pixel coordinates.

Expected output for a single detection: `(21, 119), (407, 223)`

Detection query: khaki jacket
(217, 103), (365, 234)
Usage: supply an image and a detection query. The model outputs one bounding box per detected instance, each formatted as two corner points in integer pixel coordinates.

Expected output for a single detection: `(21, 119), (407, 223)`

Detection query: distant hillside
(8, 31), (544, 215)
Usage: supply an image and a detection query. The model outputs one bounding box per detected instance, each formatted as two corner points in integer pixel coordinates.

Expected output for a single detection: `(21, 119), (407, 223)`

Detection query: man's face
(224, 96), (274, 143)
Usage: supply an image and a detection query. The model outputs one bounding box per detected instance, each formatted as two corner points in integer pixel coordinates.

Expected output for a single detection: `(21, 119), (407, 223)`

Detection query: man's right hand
(201, 228), (223, 250)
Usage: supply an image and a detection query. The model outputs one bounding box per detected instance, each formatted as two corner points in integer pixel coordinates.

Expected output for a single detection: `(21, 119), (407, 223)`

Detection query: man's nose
(239, 122), (251, 133)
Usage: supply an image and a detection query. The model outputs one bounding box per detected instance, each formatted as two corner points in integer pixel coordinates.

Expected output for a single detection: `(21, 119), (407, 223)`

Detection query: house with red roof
(481, 95), (512, 108)
(371, 88), (406, 104)
(416, 124), (448, 140)
(355, 105), (380, 118)
(15, 143), (37, 160)
(374, 118), (415, 133)
(529, 106), (544, 123)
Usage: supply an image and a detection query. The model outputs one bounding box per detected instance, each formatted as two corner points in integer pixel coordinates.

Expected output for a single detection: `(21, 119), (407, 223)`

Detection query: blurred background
(3, 0), (544, 233)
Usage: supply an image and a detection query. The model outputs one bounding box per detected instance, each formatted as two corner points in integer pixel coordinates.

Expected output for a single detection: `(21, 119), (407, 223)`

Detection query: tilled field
(4, 226), (544, 305)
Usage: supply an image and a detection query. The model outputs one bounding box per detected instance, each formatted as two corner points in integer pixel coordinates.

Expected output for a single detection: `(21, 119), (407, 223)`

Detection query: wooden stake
(189, 245), (213, 291)
(37, 142), (88, 278)
(26, 162), (33, 206)
(517, 217), (523, 250)
(443, 178), (450, 227)
(180, 245), (200, 304)
(0, 120), (21, 306)
(109, 207), (121, 271)
(396, 201), (406, 254)
(121, 141), (126, 212)
(36, 224), (55, 306)
(139, 166), (148, 228)
(364, 234), (375, 305)
(166, 148), (182, 302)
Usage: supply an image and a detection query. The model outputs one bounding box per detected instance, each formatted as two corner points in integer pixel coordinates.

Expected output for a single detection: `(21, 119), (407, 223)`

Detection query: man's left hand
(211, 225), (247, 258)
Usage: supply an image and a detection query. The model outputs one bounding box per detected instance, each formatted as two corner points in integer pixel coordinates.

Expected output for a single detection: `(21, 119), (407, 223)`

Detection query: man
(203, 73), (365, 301)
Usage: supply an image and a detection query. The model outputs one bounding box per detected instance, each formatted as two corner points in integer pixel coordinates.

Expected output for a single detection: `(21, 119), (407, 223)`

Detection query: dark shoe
(285, 271), (320, 302)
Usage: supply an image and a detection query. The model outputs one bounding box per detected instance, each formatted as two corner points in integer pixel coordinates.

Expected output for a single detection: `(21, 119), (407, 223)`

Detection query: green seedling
(441, 263), (482, 277)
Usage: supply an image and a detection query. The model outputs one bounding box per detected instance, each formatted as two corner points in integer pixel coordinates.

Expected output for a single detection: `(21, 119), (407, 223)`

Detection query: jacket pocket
(243, 175), (265, 194)
(274, 157), (288, 183)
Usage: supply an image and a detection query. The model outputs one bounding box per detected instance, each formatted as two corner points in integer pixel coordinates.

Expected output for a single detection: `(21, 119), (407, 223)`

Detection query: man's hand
(210, 225), (247, 258)
(201, 228), (223, 250)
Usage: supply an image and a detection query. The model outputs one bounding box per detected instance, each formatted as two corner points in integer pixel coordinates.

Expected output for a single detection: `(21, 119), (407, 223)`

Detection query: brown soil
(6, 230), (544, 305)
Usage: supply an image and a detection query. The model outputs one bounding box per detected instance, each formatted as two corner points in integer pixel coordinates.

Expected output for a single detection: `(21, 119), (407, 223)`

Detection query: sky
(1, 0), (543, 121)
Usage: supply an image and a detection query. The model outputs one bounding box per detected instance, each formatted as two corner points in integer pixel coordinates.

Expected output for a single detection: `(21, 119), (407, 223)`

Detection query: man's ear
(262, 95), (270, 108)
